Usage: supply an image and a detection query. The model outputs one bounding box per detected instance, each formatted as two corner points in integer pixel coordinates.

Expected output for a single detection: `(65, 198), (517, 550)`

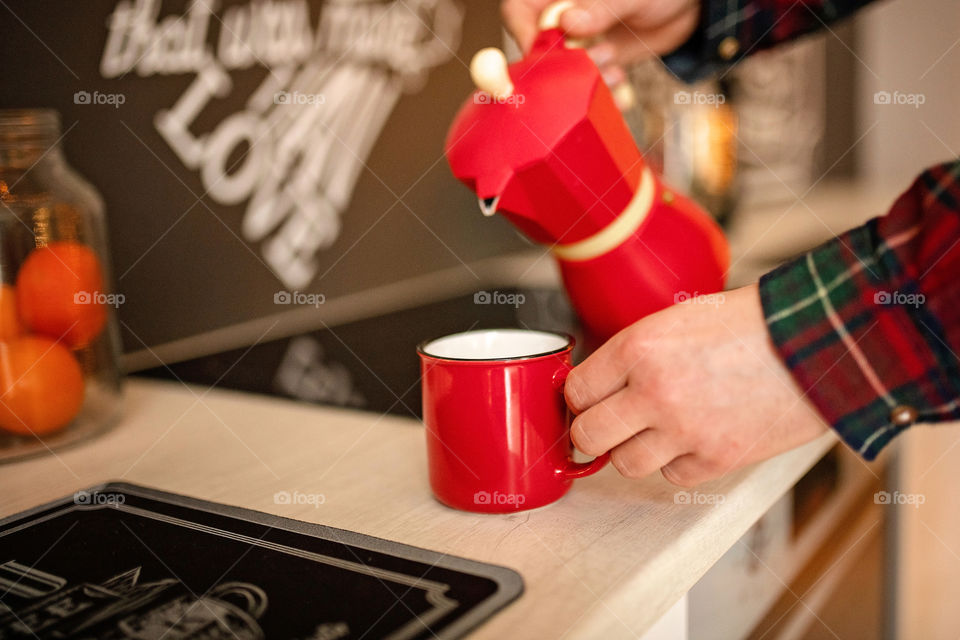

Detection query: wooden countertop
(0, 378), (837, 637)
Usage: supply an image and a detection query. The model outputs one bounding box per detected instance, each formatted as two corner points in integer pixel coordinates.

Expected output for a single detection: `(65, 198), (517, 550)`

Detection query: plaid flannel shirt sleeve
(663, 0), (876, 83)
(758, 160), (960, 460)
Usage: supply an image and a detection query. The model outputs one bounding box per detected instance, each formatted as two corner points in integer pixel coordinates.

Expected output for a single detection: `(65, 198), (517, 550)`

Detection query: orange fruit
(16, 241), (107, 347)
(0, 284), (23, 340)
(0, 335), (85, 436)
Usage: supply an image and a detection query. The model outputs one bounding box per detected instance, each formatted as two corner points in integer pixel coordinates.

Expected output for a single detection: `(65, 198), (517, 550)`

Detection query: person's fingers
(564, 325), (652, 413)
(561, 0), (696, 39)
(660, 454), (718, 488)
(501, 0), (546, 53)
(586, 41), (616, 67)
(599, 63), (626, 87)
(599, 18), (700, 63)
(505, 0), (696, 58)
(609, 428), (686, 479)
(559, 0), (636, 39)
(570, 386), (650, 456)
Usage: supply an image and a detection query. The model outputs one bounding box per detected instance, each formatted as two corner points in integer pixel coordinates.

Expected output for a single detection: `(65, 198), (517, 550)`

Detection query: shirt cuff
(758, 222), (960, 460)
(661, 1), (748, 84)
(662, 0), (868, 84)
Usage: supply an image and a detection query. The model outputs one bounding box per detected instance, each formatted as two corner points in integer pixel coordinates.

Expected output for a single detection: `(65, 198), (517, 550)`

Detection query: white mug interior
(421, 329), (570, 361)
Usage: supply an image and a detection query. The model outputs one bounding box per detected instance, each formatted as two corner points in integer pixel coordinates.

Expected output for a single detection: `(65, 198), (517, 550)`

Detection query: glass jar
(626, 62), (740, 224)
(0, 109), (123, 461)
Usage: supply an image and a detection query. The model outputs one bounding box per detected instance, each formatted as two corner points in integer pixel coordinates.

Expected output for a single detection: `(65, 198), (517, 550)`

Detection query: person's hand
(565, 284), (830, 487)
(501, 0), (700, 86)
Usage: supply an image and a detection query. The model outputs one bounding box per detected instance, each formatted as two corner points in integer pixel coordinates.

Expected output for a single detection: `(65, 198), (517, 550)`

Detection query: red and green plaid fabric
(661, 0), (960, 457)
(664, 0), (876, 82)
(759, 160), (960, 459)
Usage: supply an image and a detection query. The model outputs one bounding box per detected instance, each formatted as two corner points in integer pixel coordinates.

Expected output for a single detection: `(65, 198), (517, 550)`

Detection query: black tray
(0, 483), (523, 639)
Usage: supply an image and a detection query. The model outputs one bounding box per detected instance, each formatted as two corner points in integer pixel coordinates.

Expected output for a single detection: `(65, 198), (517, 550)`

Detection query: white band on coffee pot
(551, 167), (655, 262)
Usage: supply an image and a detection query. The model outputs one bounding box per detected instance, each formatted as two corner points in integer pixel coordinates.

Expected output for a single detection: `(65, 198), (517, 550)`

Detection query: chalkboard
(0, 483), (523, 639)
(0, 0), (525, 358)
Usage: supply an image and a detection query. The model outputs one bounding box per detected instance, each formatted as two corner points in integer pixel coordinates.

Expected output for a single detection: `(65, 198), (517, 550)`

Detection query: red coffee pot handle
(553, 368), (610, 480)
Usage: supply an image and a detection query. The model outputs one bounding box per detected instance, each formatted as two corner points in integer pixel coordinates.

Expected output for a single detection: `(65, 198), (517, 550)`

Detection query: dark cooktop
(137, 287), (582, 420)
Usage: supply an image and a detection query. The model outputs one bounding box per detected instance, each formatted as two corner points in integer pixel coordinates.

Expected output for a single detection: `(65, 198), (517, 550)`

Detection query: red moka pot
(445, 8), (729, 340)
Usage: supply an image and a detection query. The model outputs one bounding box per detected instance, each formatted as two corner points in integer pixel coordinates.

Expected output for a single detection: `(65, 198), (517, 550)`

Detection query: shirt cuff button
(890, 404), (918, 427)
(718, 36), (740, 60)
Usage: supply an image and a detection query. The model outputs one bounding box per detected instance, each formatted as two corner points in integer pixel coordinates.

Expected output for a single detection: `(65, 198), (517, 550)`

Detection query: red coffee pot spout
(479, 196), (499, 217)
(445, 2), (730, 340)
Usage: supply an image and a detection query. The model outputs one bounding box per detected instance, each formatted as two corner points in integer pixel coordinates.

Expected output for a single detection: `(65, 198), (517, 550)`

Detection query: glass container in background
(624, 61), (740, 224)
(625, 39), (827, 222)
(725, 41), (826, 208)
(0, 109), (123, 461)
(661, 77), (739, 224)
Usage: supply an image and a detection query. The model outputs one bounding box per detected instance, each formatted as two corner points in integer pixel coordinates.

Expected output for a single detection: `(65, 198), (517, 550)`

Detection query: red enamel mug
(418, 328), (609, 513)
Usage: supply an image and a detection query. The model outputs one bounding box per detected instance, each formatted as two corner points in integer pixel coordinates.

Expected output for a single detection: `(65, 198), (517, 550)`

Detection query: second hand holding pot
(445, 2), (729, 340)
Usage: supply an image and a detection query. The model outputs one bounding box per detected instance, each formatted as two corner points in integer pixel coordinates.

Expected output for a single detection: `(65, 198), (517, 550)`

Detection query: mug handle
(553, 368), (611, 480)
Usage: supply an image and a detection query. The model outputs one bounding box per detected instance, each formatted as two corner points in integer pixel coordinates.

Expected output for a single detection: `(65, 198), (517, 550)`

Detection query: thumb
(558, 0), (640, 39)
(502, 0), (543, 53)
